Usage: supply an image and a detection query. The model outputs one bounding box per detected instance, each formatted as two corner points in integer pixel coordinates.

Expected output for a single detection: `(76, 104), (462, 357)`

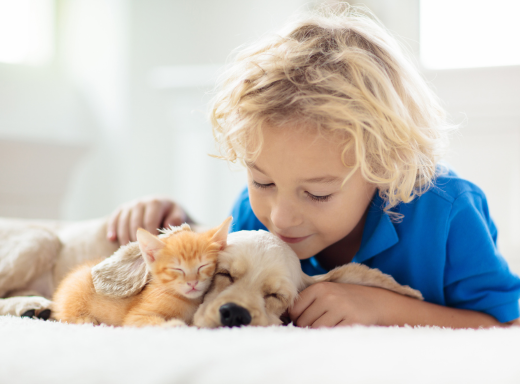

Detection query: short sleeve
(444, 191), (520, 322)
(229, 187), (267, 233)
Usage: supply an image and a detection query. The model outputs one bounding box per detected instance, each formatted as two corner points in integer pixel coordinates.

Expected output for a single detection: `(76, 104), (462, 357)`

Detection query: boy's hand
(107, 196), (189, 245)
(289, 281), (508, 329)
(288, 282), (390, 328)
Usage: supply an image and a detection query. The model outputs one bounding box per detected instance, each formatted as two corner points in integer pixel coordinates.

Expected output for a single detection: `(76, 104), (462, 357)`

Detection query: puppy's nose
(219, 303), (252, 327)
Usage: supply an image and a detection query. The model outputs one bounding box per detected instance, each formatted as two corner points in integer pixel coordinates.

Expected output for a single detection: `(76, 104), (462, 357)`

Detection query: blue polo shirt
(229, 171), (520, 323)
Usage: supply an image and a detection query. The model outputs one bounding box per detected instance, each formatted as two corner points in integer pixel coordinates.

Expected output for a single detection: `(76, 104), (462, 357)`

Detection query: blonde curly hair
(210, 4), (452, 217)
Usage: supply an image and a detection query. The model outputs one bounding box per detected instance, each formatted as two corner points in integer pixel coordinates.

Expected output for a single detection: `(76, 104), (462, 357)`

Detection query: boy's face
(247, 124), (376, 260)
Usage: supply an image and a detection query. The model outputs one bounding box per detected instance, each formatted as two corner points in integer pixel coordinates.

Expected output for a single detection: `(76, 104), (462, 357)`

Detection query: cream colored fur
(0, 218), (422, 323)
(0, 218), (119, 316)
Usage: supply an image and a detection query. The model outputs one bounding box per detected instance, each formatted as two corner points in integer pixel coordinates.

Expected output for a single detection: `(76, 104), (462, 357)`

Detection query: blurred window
(0, 0), (55, 65)
(420, 0), (520, 69)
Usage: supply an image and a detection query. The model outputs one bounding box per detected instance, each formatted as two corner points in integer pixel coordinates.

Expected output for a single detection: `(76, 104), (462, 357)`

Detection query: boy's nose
(270, 197), (303, 230)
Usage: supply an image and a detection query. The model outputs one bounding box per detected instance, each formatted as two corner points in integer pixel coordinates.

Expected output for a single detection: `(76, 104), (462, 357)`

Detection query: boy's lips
(276, 233), (312, 244)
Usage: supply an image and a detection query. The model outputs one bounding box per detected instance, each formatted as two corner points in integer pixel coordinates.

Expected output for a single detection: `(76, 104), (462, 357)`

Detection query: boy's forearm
(378, 289), (510, 329)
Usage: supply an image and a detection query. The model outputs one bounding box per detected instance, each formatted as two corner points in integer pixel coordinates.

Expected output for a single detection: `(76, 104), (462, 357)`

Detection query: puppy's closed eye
(264, 293), (289, 307)
(264, 293), (281, 301)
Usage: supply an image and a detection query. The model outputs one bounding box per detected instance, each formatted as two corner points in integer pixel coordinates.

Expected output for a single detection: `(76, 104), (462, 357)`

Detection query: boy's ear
(210, 216), (232, 251)
(136, 228), (166, 266)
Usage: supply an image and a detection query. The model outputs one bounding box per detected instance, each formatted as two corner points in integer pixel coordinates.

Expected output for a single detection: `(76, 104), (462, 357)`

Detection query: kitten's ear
(137, 228), (166, 266)
(210, 216), (232, 251)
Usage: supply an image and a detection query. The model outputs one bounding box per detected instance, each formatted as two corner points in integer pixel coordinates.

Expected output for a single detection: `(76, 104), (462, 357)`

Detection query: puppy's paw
(0, 296), (52, 317)
(162, 319), (187, 328)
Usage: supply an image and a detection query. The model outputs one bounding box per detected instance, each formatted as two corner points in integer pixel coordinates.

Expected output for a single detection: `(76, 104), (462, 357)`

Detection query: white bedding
(1, 315), (519, 384)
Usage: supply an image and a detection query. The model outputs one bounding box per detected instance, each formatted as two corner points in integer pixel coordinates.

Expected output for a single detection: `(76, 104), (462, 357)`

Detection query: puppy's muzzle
(219, 303), (252, 327)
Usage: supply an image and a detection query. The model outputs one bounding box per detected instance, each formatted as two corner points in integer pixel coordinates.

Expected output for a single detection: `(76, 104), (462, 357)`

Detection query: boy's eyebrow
(298, 176), (342, 184)
(247, 162), (263, 172)
(247, 163), (341, 184)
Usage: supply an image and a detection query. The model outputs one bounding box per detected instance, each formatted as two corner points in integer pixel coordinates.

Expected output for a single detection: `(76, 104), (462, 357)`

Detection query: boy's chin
(287, 243), (317, 260)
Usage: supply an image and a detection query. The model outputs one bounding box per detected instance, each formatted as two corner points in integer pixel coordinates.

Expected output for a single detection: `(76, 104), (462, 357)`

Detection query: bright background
(1, 0), (520, 271)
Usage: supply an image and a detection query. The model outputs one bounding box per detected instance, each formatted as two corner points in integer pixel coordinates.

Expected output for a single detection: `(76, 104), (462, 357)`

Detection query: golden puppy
(193, 230), (305, 327)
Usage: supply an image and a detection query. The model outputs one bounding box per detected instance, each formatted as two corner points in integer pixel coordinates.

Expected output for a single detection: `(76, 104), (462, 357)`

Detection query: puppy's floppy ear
(92, 224), (187, 298)
(91, 241), (150, 298)
(136, 228), (165, 268)
(209, 216), (232, 251)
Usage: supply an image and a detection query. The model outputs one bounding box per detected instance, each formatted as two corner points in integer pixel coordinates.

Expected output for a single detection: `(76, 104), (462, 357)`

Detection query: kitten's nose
(219, 303), (252, 327)
(187, 281), (198, 288)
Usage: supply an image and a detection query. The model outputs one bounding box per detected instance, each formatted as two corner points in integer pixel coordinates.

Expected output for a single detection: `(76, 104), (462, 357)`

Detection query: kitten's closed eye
(215, 270), (234, 283)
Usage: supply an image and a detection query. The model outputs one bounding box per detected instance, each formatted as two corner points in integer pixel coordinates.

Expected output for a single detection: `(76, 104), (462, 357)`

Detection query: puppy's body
(53, 219), (231, 327)
(0, 218), (119, 317)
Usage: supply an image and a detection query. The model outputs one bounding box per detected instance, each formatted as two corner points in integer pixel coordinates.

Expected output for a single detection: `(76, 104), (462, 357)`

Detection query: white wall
(3, 0), (519, 275)
(0, 0), (308, 225)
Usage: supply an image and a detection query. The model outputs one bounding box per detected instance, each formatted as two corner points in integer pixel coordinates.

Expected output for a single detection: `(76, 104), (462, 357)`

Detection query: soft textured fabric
(1, 315), (520, 384)
(230, 171), (520, 323)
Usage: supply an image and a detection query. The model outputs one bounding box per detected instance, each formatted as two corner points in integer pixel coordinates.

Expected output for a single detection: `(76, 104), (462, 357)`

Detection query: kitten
(52, 216), (231, 327)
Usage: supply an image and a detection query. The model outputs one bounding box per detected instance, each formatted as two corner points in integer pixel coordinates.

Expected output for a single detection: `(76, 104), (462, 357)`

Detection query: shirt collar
(353, 193), (399, 264)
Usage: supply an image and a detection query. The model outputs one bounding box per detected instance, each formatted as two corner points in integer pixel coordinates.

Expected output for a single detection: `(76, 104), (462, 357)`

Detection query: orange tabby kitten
(52, 217), (231, 327)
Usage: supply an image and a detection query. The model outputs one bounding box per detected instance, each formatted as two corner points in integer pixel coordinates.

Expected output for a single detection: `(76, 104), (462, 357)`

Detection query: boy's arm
(289, 282), (515, 329)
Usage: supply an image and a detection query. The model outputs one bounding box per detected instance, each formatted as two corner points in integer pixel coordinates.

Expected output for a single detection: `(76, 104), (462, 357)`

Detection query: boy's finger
(164, 204), (186, 228)
(309, 311), (339, 328)
(107, 209), (121, 242)
(117, 208), (131, 245)
(292, 300), (324, 328)
(288, 287), (316, 321)
(335, 319), (351, 327)
(129, 204), (145, 242)
(143, 200), (169, 235)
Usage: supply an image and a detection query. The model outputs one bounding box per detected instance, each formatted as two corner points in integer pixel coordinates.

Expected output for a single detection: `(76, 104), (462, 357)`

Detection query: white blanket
(1, 316), (519, 384)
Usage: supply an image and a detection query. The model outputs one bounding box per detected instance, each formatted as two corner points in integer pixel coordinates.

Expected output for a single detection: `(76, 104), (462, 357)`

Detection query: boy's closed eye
(251, 179), (334, 203)
(252, 180), (274, 189)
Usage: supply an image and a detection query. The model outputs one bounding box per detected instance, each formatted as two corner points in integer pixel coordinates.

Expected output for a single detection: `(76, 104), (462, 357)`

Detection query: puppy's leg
(0, 296), (53, 316)
(313, 263), (423, 300)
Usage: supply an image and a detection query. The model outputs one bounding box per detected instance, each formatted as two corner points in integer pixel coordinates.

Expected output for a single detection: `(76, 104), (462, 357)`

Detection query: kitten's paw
(69, 316), (100, 325)
(162, 319), (187, 328)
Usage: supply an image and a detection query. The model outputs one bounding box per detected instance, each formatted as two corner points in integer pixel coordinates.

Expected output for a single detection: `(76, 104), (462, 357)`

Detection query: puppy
(193, 230), (306, 327)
